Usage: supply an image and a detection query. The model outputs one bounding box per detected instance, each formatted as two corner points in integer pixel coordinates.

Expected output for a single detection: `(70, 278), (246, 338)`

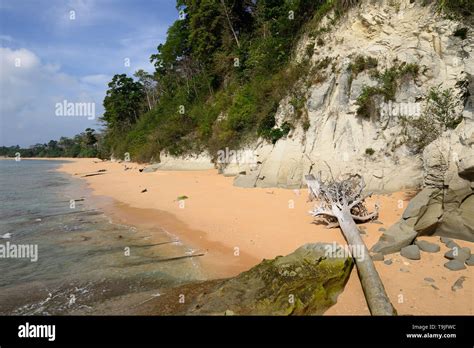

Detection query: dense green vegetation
(0, 128), (99, 158)
(435, 0), (474, 18)
(348, 55), (378, 78)
(100, 0), (357, 162)
(420, 0), (474, 18)
(365, 147), (375, 156)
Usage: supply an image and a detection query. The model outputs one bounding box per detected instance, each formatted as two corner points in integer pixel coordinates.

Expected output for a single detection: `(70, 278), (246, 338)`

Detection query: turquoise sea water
(0, 159), (203, 315)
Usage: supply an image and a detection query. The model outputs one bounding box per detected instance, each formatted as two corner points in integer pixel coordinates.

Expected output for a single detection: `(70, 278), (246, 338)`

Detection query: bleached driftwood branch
(307, 172), (379, 228)
(305, 173), (395, 316)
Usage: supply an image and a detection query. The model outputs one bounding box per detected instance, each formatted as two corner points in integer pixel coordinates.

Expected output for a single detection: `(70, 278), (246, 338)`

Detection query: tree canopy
(0, 128), (100, 158)
(99, 0), (333, 161)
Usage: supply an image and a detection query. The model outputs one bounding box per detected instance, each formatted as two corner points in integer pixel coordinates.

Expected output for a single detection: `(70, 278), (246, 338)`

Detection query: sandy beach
(51, 157), (473, 315)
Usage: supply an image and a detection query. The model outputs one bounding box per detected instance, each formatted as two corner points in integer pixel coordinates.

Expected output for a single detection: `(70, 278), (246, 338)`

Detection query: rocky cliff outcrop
(227, 0), (472, 191)
(153, 1), (472, 194)
(372, 116), (474, 253)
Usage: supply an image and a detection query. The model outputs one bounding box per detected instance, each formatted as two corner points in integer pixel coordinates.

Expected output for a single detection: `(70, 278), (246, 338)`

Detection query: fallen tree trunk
(82, 172), (107, 178)
(333, 208), (396, 315)
(34, 209), (100, 220)
(129, 240), (179, 248)
(74, 169), (106, 176)
(120, 252), (206, 267)
(306, 173), (396, 316)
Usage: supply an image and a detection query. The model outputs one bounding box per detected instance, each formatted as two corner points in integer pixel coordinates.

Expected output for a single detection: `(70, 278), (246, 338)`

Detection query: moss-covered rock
(189, 243), (353, 315)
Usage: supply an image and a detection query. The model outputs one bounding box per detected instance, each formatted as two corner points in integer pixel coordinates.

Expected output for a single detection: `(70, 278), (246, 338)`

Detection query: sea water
(0, 159), (203, 315)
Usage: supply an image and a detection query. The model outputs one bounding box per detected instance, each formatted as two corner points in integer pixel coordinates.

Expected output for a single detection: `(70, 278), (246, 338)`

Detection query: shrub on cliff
(404, 86), (463, 153)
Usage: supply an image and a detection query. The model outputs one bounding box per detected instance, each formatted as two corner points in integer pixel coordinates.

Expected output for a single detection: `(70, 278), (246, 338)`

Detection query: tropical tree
(134, 69), (159, 111)
(102, 74), (145, 130)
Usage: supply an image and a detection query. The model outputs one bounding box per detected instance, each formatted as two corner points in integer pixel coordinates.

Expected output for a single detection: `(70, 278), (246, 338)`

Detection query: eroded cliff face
(222, 0), (473, 192)
(153, 0), (473, 194)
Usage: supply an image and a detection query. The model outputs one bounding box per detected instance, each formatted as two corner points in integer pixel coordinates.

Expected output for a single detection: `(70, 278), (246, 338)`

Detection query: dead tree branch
(305, 173), (396, 315)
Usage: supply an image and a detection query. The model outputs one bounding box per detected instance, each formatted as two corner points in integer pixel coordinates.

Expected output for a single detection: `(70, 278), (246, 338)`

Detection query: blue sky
(0, 0), (178, 146)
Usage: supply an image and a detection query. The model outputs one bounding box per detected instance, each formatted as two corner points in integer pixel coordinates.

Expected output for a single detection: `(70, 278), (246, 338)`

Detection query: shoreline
(53, 157), (472, 315)
(0, 159), (210, 315)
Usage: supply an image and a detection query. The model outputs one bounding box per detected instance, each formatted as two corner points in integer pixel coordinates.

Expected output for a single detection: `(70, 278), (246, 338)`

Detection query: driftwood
(305, 173), (396, 316)
(74, 169), (106, 176)
(50, 198), (85, 204)
(82, 172), (107, 178)
(34, 209), (100, 220)
(70, 241), (181, 254)
(118, 252), (206, 267)
(154, 253), (205, 263)
(129, 240), (179, 248)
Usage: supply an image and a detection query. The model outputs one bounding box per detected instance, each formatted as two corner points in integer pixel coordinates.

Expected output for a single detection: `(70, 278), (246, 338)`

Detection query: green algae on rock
(190, 243), (353, 315)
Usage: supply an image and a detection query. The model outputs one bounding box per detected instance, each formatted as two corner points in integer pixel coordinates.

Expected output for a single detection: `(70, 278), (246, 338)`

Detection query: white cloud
(0, 46), (104, 146)
(1, 47), (40, 69)
(0, 1), (176, 146)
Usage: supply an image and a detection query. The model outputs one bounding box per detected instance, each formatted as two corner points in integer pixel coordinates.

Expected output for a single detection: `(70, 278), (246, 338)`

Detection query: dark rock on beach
(444, 260), (466, 271)
(459, 247), (471, 261)
(444, 249), (455, 259)
(415, 240), (440, 253)
(440, 237), (452, 244)
(142, 164), (160, 173)
(451, 276), (466, 291)
(446, 240), (460, 250)
(444, 247), (471, 262)
(400, 245), (421, 260)
(370, 220), (417, 255)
